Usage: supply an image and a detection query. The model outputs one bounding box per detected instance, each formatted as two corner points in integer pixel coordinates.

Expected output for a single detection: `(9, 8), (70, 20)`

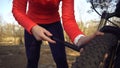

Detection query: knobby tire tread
(72, 33), (118, 68)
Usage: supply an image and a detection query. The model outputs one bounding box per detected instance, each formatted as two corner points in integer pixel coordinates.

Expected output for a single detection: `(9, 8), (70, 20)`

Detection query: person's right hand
(31, 25), (56, 43)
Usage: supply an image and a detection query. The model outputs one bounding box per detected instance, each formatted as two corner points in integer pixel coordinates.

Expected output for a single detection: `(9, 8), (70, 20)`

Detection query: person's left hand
(76, 31), (104, 52)
(76, 31), (104, 46)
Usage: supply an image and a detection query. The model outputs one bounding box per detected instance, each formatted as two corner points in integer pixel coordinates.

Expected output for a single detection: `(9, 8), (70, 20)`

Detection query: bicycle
(52, 0), (120, 68)
(71, 0), (120, 68)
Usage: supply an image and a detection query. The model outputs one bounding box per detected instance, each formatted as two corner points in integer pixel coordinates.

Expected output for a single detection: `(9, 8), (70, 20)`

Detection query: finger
(80, 48), (84, 54)
(42, 34), (56, 43)
(96, 31), (104, 35)
(104, 53), (108, 59)
(44, 29), (53, 37)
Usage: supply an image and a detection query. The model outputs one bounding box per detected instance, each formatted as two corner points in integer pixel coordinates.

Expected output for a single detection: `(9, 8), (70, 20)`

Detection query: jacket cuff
(74, 34), (85, 44)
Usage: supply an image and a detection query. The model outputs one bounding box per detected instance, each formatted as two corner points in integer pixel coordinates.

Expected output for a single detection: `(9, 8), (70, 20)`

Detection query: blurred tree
(0, 15), (3, 42)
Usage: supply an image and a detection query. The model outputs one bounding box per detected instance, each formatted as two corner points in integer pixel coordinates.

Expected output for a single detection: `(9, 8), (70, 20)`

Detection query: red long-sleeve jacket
(12, 0), (83, 42)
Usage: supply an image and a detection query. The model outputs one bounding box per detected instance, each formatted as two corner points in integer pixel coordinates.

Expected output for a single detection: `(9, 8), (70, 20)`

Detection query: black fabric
(24, 21), (68, 68)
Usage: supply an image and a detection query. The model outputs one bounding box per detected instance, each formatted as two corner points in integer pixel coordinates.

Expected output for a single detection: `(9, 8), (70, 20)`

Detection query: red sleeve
(12, 0), (37, 34)
(62, 0), (84, 42)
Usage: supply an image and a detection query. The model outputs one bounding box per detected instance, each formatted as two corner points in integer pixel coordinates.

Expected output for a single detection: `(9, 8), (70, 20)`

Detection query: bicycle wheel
(71, 33), (118, 68)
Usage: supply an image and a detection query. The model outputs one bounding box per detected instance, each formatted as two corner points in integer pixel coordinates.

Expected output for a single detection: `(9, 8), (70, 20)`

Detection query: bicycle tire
(71, 33), (118, 68)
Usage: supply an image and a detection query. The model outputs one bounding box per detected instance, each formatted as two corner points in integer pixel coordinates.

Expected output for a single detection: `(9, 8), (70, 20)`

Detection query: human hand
(76, 31), (104, 46)
(31, 25), (56, 43)
(76, 31), (104, 52)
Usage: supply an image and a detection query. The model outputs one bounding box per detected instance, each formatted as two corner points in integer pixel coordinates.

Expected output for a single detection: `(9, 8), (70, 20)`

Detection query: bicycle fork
(98, 11), (108, 30)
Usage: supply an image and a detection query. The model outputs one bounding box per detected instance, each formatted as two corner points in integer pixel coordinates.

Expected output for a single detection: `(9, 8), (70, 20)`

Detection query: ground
(0, 44), (79, 68)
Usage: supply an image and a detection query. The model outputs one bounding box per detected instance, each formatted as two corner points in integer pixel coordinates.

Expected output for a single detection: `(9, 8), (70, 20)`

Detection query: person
(12, 0), (103, 68)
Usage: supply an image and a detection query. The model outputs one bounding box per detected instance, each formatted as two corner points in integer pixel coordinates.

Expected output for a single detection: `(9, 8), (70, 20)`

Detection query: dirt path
(0, 45), (79, 68)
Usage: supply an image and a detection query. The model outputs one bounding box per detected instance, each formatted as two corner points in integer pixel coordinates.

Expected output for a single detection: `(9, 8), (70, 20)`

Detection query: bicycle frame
(95, 1), (120, 67)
